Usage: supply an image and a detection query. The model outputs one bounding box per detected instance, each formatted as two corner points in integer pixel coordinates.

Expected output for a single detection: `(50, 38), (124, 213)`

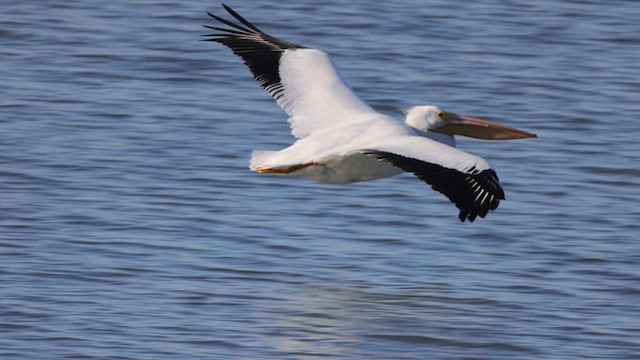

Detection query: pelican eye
(436, 110), (451, 120)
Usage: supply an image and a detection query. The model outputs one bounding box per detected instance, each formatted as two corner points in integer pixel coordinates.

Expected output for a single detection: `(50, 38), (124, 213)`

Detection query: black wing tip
(456, 172), (504, 222)
(458, 204), (494, 222)
(204, 6), (259, 36)
(205, 11), (230, 27)
(204, 5), (305, 49)
(221, 4), (262, 33)
(364, 150), (505, 223)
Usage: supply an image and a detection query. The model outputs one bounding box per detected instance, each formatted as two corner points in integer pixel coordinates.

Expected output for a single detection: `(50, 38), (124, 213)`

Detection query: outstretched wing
(203, 4), (381, 138)
(363, 138), (505, 222)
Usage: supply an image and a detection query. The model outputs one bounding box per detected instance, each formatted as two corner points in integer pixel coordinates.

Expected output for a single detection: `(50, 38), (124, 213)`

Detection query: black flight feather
(363, 151), (505, 222)
(203, 5), (306, 102)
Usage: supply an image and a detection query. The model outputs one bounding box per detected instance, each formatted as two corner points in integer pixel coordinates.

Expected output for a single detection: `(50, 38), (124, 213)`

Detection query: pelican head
(405, 105), (537, 140)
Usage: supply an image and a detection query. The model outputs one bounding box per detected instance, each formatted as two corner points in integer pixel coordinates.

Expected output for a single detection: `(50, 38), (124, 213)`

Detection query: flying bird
(203, 4), (536, 222)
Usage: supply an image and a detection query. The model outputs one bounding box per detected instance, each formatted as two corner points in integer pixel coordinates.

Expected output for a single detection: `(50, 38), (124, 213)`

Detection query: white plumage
(203, 5), (536, 222)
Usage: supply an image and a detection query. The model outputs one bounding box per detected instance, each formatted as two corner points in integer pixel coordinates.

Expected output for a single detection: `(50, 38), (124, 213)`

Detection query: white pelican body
(204, 5), (536, 222)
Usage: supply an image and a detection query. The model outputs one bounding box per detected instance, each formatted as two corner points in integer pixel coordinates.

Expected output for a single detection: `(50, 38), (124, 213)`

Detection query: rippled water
(2, 1), (640, 359)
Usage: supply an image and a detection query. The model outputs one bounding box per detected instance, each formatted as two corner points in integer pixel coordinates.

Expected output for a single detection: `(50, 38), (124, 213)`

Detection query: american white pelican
(203, 5), (536, 222)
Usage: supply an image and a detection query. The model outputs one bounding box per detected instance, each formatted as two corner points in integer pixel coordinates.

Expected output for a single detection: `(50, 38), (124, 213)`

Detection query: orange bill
(434, 113), (537, 140)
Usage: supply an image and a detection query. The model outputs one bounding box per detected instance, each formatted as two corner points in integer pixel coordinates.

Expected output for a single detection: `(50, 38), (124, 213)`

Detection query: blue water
(2, 1), (639, 359)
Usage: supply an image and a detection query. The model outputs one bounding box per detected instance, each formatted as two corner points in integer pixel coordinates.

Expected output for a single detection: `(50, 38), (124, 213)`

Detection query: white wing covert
(203, 5), (380, 138)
